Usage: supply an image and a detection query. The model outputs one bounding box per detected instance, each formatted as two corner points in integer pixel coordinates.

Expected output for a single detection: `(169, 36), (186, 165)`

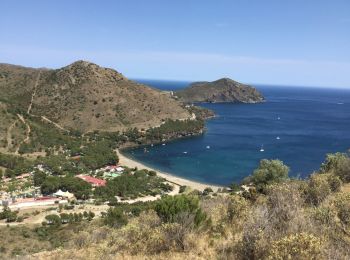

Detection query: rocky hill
(0, 61), (191, 133)
(175, 78), (265, 103)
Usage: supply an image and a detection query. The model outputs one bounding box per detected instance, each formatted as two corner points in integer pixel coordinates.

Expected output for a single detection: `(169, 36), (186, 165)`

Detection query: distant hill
(0, 61), (191, 133)
(174, 78), (265, 103)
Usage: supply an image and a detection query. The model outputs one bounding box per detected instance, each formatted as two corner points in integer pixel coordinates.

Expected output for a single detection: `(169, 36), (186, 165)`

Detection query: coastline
(116, 149), (225, 192)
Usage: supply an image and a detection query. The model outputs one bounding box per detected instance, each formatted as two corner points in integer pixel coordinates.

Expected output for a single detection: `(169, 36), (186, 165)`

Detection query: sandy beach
(116, 150), (225, 192)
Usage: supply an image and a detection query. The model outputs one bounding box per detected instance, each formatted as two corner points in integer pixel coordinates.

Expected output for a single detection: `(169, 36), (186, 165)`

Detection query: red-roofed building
(76, 174), (106, 187)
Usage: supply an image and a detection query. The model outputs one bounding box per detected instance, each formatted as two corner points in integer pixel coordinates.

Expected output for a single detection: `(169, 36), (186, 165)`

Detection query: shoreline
(116, 149), (225, 192)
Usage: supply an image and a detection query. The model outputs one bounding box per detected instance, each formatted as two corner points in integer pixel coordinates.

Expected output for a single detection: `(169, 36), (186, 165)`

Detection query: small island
(174, 77), (265, 103)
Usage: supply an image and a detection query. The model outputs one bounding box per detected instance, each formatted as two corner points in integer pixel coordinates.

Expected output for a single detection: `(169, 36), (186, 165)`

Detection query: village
(0, 159), (181, 225)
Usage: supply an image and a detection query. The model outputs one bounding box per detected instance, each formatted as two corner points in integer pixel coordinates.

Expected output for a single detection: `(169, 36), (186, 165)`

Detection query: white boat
(276, 136), (280, 140)
(260, 145), (265, 152)
(206, 146), (210, 149)
(277, 117), (281, 120)
(162, 143), (166, 146)
(183, 151), (188, 154)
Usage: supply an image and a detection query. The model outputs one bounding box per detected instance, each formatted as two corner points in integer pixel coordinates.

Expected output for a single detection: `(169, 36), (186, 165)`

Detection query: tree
(81, 141), (118, 170)
(203, 187), (213, 196)
(87, 211), (95, 221)
(0, 206), (18, 222)
(33, 170), (47, 186)
(59, 213), (70, 224)
(6, 211), (18, 222)
(249, 159), (289, 192)
(45, 214), (61, 227)
(60, 176), (91, 199)
(40, 176), (60, 195)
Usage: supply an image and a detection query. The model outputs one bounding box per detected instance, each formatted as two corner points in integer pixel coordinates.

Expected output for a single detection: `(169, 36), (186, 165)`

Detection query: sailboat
(276, 136), (280, 140)
(260, 145), (265, 152)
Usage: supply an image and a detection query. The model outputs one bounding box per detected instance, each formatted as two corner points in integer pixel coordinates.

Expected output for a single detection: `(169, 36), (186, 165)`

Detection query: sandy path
(41, 116), (69, 132)
(27, 70), (41, 114)
(117, 149), (225, 192)
(6, 119), (18, 150)
(15, 114), (31, 154)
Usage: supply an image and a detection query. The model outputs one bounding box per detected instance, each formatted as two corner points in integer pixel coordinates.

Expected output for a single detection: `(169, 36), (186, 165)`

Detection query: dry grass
(1, 178), (349, 259)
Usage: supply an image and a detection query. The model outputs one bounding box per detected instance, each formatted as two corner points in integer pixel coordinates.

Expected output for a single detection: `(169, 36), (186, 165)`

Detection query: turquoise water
(125, 80), (350, 186)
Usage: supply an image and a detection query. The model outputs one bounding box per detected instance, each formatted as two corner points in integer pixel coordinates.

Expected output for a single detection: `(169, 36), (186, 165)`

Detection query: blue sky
(1, 0), (350, 88)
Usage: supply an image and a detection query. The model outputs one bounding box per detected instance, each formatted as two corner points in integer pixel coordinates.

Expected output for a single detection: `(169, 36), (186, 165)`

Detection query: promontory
(174, 78), (265, 103)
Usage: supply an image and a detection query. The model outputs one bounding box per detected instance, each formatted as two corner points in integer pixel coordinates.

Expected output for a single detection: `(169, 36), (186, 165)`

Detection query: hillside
(1, 154), (350, 259)
(0, 61), (191, 133)
(175, 78), (265, 103)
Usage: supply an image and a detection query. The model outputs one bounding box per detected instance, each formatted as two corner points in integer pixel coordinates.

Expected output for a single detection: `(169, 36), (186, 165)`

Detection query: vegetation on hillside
(146, 119), (205, 142)
(0, 61), (192, 133)
(0, 152), (349, 259)
(94, 169), (173, 200)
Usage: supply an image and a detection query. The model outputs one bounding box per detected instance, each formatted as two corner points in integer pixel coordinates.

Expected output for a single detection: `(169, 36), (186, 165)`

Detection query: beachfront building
(53, 190), (75, 200)
(104, 165), (124, 173)
(76, 174), (106, 187)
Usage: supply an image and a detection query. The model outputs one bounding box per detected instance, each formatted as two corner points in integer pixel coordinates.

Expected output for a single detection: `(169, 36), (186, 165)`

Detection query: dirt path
(6, 119), (18, 150)
(15, 114), (31, 154)
(0, 204), (110, 226)
(25, 69), (69, 134)
(27, 70), (41, 114)
(3, 71), (41, 153)
(41, 116), (69, 133)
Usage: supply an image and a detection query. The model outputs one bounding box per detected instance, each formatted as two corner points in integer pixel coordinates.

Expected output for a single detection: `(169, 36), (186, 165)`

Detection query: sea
(123, 79), (350, 186)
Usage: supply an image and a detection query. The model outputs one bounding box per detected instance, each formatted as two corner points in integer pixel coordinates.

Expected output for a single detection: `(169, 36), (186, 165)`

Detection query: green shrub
(230, 182), (241, 192)
(247, 159), (289, 193)
(103, 207), (128, 228)
(303, 174), (331, 206)
(179, 186), (187, 193)
(321, 152), (350, 182)
(45, 214), (61, 227)
(335, 194), (350, 226)
(203, 187), (213, 196)
(327, 174), (342, 192)
(155, 195), (207, 228)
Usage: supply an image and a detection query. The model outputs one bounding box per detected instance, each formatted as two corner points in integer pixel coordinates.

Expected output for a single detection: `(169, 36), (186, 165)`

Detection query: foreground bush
(103, 207), (128, 228)
(303, 174), (331, 206)
(335, 193), (350, 226)
(267, 233), (323, 260)
(155, 195), (207, 228)
(321, 152), (350, 182)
